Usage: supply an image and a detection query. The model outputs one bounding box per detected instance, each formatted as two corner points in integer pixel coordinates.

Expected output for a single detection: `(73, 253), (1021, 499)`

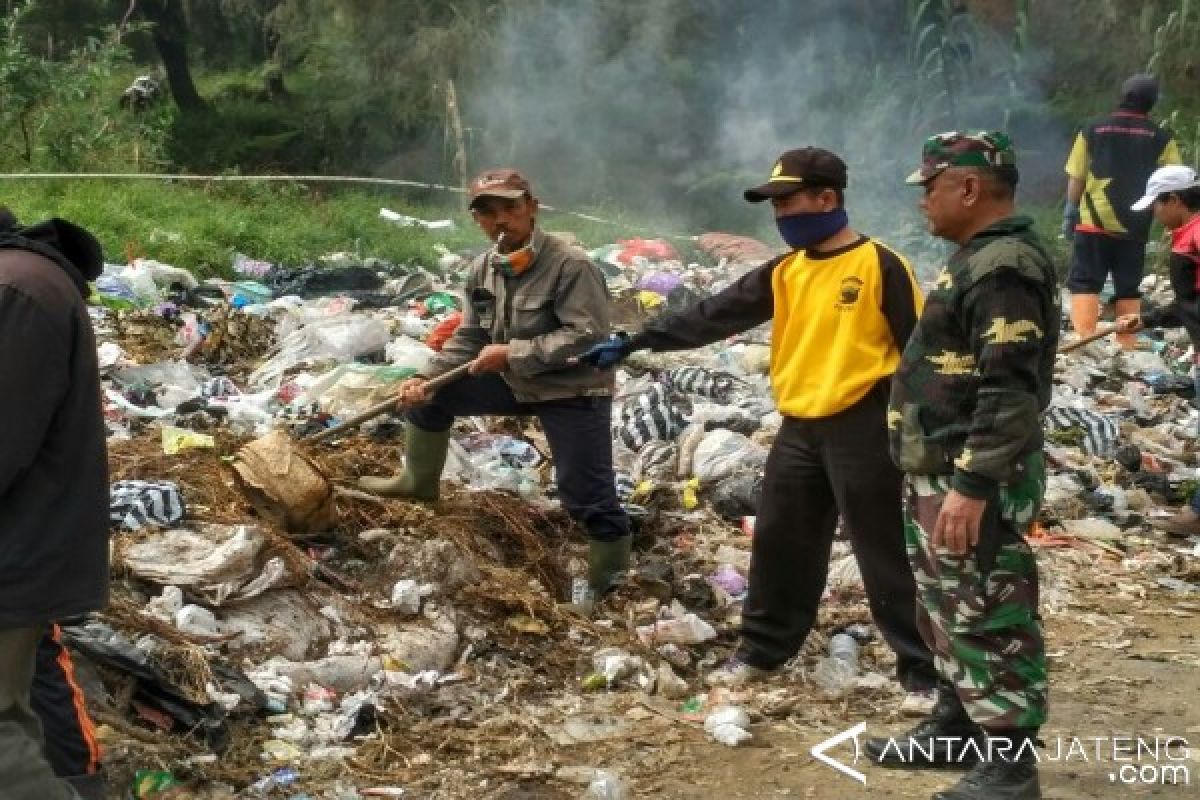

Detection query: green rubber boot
(568, 536), (633, 615)
(358, 424), (450, 501)
(589, 536), (633, 593)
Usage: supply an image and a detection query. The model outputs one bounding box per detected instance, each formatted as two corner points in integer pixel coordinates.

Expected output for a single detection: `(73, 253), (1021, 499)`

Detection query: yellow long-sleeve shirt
(635, 235), (923, 418)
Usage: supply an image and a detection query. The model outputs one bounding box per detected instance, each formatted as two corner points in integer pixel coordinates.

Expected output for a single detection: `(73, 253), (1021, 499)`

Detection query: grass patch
(0, 178), (693, 279)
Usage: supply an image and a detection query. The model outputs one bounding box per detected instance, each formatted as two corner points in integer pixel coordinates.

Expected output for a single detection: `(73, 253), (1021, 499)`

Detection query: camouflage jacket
(888, 216), (1059, 497)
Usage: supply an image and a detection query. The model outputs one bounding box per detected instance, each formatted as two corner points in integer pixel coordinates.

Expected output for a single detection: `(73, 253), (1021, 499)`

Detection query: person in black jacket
(0, 210), (110, 800)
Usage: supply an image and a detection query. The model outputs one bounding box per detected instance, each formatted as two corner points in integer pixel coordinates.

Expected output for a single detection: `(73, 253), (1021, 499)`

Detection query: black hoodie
(0, 216), (110, 626)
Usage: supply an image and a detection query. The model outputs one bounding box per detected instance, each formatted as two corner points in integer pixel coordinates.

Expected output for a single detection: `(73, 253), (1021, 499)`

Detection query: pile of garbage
(78, 228), (1200, 798)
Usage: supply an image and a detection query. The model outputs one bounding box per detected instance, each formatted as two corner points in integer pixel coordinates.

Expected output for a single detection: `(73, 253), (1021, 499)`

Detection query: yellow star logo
(933, 268), (953, 290)
(927, 350), (976, 375)
(954, 448), (975, 471)
(887, 409), (902, 429)
(981, 317), (1042, 345)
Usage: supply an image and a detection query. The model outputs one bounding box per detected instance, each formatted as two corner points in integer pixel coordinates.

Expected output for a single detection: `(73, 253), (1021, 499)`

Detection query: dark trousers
(738, 386), (937, 690)
(0, 627), (79, 800)
(32, 626), (104, 800)
(407, 372), (630, 542)
(1066, 231), (1146, 297)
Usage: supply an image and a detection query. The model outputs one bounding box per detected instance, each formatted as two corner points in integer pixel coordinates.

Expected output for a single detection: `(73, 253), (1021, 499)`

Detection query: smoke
(462, 0), (1071, 274)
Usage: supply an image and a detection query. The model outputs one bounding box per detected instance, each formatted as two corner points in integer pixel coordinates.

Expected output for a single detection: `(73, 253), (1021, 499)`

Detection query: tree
(134, 0), (203, 110)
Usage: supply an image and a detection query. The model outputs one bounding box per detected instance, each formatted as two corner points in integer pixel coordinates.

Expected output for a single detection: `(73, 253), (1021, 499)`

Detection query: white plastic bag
(250, 314), (391, 388)
(692, 430), (767, 482)
(635, 613), (717, 645)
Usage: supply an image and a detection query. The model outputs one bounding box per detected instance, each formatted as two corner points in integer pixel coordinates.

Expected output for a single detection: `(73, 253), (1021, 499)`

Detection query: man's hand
(577, 333), (634, 368)
(395, 377), (429, 408)
(932, 489), (989, 556)
(469, 344), (510, 374)
(1115, 313), (1143, 334)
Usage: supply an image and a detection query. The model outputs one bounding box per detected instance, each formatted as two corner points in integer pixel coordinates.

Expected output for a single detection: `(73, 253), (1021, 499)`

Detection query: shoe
(705, 656), (774, 688)
(865, 685), (984, 769)
(358, 424), (450, 500)
(900, 687), (938, 717)
(564, 537), (634, 617)
(588, 536), (632, 595)
(933, 731), (1041, 799)
(1156, 507), (1200, 538)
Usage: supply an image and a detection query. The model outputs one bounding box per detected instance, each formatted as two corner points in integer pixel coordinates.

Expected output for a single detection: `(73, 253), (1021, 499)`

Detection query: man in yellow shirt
(582, 148), (938, 703)
(1063, 74), (1181, 348)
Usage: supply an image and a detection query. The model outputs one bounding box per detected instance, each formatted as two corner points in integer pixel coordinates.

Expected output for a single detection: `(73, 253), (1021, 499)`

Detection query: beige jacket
(422, 229), (614, 402)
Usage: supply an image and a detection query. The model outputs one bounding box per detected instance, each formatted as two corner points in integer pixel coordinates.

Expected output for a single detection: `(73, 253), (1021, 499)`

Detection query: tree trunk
(138, 0), (204, 111)
(263, 0), (287, 99)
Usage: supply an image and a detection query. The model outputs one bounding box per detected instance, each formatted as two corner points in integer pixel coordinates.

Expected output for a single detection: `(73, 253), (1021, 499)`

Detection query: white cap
(1131, 165), (1200, 211)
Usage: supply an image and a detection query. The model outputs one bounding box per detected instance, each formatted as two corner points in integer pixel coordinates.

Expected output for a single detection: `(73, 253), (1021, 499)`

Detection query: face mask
(775, 208), (849, 250)
(491, 242), (535, 277)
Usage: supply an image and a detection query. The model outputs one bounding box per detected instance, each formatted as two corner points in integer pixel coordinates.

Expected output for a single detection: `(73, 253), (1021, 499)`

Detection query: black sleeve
(1141, 253), (1197, 330)
(629, 255), (783, 352)
(875, 242), (920, 349)
(1139, 303), (1181, 329)
(952, 272), (1048, 497)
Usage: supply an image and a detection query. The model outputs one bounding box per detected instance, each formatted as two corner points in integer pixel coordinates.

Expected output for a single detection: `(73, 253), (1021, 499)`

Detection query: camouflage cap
(905, 131), (1016, 185)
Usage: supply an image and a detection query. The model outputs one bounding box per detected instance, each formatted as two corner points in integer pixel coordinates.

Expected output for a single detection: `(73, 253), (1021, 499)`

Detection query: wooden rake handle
(1057, 325), (1118, 355)
(304, 361), (474, 442)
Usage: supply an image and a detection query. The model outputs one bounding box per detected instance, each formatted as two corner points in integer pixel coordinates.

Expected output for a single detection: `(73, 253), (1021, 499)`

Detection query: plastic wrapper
(635, 613), (717, 645)
(161, 426), (215, 455)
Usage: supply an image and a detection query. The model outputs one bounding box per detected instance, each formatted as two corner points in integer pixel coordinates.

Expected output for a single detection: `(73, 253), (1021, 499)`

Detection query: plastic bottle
(813, 632), (859, 693)
(828, 632), (859, 665)
(583, 771), (625, 800)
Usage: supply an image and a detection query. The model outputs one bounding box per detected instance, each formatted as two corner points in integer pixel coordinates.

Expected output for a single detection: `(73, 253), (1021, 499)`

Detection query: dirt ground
(641, 585), (1200, 800)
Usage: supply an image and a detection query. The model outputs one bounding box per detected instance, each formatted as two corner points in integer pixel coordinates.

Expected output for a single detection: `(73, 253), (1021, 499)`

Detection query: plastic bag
(633, 440), (678, 482)
(110, 480), (186, 530)
(161, 426), (215, 455)
(298, 363), (416, 417)
(120, 262), (164, 304)
(692, 430), (767, 482)
(134, 258), (199, 290)
(385, 335), (435, 370)
(426, 311), (463, 352)
(635, 613), (717, 645)
(250, 314), (391, 389)
(710, 472), (762, 520)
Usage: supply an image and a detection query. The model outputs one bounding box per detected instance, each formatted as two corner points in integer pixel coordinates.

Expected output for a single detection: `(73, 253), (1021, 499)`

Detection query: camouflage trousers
(904, 453), (1048, 729)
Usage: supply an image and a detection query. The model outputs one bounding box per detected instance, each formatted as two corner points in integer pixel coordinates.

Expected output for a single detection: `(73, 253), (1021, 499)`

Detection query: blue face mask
(775, 208), (849, 250)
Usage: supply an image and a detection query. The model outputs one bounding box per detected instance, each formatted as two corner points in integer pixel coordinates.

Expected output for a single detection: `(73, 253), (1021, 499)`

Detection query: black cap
(1120, 74), (1159, 113)
(744, 147), (848, 203)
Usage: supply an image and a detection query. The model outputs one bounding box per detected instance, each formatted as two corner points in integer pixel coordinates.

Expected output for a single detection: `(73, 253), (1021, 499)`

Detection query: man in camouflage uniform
(865, 132), (1058, 800)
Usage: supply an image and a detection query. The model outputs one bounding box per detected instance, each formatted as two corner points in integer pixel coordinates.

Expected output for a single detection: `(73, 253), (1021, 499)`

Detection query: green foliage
(0, 1), (171, 171)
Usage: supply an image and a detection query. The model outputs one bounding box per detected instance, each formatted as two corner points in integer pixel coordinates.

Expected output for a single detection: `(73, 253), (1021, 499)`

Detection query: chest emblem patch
(836, 276), (864, 310)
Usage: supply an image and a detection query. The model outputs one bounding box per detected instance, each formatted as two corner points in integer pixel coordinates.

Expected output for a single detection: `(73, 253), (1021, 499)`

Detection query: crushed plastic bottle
(704, 705), (752, 747)
(582, 770), (625, 799)
(812, 632), (859, 694)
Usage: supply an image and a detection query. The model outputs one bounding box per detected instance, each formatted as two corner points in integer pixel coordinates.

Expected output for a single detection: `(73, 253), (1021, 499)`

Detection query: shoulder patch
(964, 237), (1055, 289)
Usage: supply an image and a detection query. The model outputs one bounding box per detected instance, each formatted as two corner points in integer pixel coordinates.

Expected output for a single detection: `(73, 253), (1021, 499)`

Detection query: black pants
(738, 387), (937, 690)
(32, 625), (104, 800)
(1066, 231), (1146, 297)
(407, 372), (630, 542)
